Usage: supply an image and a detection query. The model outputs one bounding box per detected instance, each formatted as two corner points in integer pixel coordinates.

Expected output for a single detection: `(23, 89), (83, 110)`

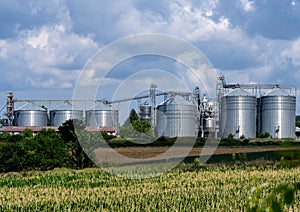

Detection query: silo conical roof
(225, 88), (253, 96)
(263, 87), (294, 96)
(160, 95), (193, 106)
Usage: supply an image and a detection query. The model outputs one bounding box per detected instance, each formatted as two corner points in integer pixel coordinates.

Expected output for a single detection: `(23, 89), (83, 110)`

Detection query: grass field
(0, 164), (299, 211)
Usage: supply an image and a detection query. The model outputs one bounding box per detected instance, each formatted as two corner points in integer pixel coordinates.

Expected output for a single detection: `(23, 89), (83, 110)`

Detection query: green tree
(129, 109), (139, 123)
(0, 132), (12, 142)
(32, 129), (69, 170)
(0, 129), (69, 172)
(58, 119), (94, 169)
(119, 119), (154, 140)
(21, 128), (34, 139)
(295, 116), (300, 128)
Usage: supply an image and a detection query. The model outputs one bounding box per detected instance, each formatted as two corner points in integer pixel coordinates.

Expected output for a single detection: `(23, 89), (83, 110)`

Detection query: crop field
(0, 165), (299, 211)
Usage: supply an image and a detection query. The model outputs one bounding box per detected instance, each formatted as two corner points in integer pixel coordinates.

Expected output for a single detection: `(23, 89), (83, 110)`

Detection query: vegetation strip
(0, 166), (299, 211)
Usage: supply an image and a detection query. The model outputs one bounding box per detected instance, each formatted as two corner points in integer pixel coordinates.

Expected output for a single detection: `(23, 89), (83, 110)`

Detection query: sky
(0, 0), (300, 120)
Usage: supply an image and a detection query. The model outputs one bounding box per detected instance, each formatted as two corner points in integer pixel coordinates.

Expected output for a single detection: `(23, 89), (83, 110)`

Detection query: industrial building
(0, 76), (297, 139)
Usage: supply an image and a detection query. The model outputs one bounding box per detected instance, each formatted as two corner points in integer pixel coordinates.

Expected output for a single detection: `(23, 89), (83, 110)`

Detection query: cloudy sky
(0, 0), (300, 116)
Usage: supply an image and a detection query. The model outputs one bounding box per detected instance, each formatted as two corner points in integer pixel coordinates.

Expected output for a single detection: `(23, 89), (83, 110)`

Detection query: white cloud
(224, 65), (273, 84)
(0, 40), (8, 59)
(0, 0), (101, 93)
(26, 76), (74, 89)
(77, 69), (101, 87)
(281, 38), (300, 67)
(27, 29), (49, 49)
(25, 25), (98, 71)
(0, 23), (98, 89)
(239, 0), (256, 12)
(106, 1), (235, 43)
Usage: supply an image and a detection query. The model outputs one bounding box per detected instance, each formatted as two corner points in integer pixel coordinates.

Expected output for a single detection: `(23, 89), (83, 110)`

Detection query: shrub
(258, 132), (270, 138)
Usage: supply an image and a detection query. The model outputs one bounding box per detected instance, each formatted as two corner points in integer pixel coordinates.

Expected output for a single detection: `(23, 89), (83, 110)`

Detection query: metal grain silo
(203, 117), (215, 130)
(139, 104), (151, 122)
(220, 88), (256, 138)
(156, 95), (198, 138)
(256, 97), (262, 137)
(86, 110), (119, 128)
(50, 110), (83, 126)
(13, 110), (48, 126)
(260, 88), (296, 138)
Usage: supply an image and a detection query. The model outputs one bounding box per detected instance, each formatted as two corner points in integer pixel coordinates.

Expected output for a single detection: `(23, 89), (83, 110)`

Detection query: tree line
(0, 109), (154, 172)
(0, 119), (97, 172)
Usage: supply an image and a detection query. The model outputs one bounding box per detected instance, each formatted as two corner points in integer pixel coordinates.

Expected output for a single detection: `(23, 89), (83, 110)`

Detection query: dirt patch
(93, 146), (297, 165)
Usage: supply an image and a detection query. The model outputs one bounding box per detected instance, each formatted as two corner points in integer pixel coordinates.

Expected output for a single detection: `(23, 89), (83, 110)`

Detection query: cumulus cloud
(0, 40), (8, 59)
(239, 0), (256, 12)
(23, 24), (98, 73)
(281, 38), (300, 67)
(0, 1), (99, 90)
(77, 69), (101, 87)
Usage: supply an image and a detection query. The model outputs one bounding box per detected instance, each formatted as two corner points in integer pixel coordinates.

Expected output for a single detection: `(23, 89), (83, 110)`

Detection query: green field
(0, 165), (299, 211)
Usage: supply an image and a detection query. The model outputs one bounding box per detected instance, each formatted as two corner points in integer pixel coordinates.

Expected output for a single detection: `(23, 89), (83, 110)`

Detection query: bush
(258, 132), (270, 138)
(101, 131), (116, 141)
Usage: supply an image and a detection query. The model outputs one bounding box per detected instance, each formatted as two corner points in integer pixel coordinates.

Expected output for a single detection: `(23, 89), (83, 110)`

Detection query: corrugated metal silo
(260, 88), (296, 138)
(13, 110), (48, 126)
(139, 104), (151, 122)
(156, 95), (198, 138)
(86, 110), (119, 128)
(220, 88), (256, 138)
(256, 98), (262, 137)
(50, 110), (83, 126)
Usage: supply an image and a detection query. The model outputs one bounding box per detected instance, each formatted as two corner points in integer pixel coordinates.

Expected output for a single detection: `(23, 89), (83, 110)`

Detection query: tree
(33, 129), (69, 170)
(58, 119), (94, 169)
(120, 117), (154, 140)
(295, 116), (300, 128)
(0, 129), (69, 172)
(21, 128), (34, 139)
(129, 109), (139, 123)
(296, 120), (300, 128)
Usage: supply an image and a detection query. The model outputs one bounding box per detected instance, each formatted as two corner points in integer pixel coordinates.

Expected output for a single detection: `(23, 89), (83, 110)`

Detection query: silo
(256, 98), (262, 137)
(156, 95), (198, 138)
(203, 117), (215, 130)
(13, 110), (48, 126)
(260, 88), (296, 138)
(86, 110), (119, 128)
(139, 104), (151, 122)
(50, 110), (83, 126)
(220, 88), (256, 138)
(203, 117), (217, 138)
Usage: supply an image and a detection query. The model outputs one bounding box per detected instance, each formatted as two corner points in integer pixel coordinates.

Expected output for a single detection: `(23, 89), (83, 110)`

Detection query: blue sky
(0, 0), (300, 117)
